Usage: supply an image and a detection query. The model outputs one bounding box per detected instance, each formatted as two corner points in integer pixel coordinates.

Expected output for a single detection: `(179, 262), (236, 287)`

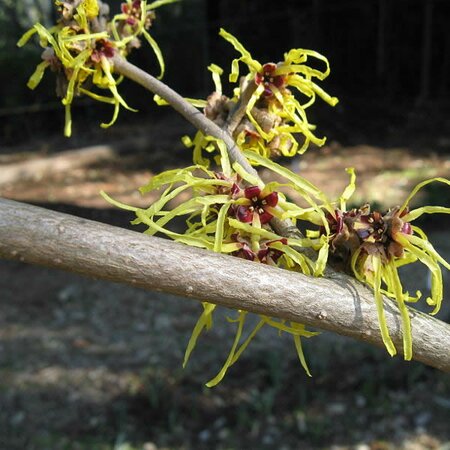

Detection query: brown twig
(1, 198), (449, 373)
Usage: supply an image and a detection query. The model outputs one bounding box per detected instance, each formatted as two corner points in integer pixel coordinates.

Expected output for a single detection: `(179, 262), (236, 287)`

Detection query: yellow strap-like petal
(340, 168), (356, 211)
(372, 256), (397, 357)
(399, 177), (450, 214)
(206, 311), (247, 387)
(183, 302), (216, 367)
(17, 27), (38, 47)
(147, 0), (180, 10)
(293, 329), (312, 377)
(26, 61), (50, 90)
(208, 64), (223, 94)
(385, 262), (412, 360)
(142, 29), (165, 79)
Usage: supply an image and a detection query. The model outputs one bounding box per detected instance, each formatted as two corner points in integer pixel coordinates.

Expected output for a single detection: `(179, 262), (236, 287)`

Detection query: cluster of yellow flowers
(183, 28), (339, 164)
(18, 0), (176, 136)
(20, 0), (450, 385)
(101, 147), (331, 386)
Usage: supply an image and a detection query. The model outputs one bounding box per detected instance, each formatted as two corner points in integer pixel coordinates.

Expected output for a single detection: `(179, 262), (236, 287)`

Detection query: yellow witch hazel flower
(17, 0), (133, 137)
(219, 28), (338, 157)
(17, 0), (175, 137)
(182, 29), (339, 167)
(102, 147), (330, 386)
(311, 174), (450, 361)
(111, 0), (179, 78)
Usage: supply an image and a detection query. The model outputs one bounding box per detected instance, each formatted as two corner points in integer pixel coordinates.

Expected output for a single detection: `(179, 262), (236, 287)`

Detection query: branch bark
(1, 198), (449, 373)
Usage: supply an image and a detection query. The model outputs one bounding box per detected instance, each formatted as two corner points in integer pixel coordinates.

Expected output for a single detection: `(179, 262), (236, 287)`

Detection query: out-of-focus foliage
(1, 0), (53, 30)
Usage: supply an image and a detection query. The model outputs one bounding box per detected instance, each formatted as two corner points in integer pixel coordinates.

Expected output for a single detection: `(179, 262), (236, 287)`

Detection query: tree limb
(1, 198), (449, 373)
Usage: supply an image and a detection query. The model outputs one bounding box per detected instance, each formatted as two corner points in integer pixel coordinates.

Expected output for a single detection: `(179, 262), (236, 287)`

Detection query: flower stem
(112, 55), (258, 177)
(112, 55), (303, 240)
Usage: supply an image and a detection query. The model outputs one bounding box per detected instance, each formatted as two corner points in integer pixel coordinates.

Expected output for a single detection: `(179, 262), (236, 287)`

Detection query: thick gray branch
(1, 198), (449, 372)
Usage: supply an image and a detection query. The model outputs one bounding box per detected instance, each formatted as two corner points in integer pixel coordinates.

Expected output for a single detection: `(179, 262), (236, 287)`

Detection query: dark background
(1, 0), (449, 149)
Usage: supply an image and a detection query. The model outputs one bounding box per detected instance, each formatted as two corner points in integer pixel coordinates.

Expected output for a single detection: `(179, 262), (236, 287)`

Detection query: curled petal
(399, 178), (450, 214)
(340, 168), (356, 211)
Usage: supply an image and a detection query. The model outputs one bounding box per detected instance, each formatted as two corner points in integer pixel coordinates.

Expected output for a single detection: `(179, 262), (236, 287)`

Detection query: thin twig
(112, 55), (300, 239)
(112, 55), (258, 178)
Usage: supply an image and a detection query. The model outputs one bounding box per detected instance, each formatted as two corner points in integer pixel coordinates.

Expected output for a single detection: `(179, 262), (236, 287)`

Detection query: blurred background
(1, 0), (450, 449)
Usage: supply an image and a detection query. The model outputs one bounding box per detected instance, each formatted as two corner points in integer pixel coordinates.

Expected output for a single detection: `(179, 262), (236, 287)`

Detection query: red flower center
(234, 186), (278, 225)
(255, 63), (286, 97)
(121, 0), (142, 25)
(90, 39), (115, 63)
